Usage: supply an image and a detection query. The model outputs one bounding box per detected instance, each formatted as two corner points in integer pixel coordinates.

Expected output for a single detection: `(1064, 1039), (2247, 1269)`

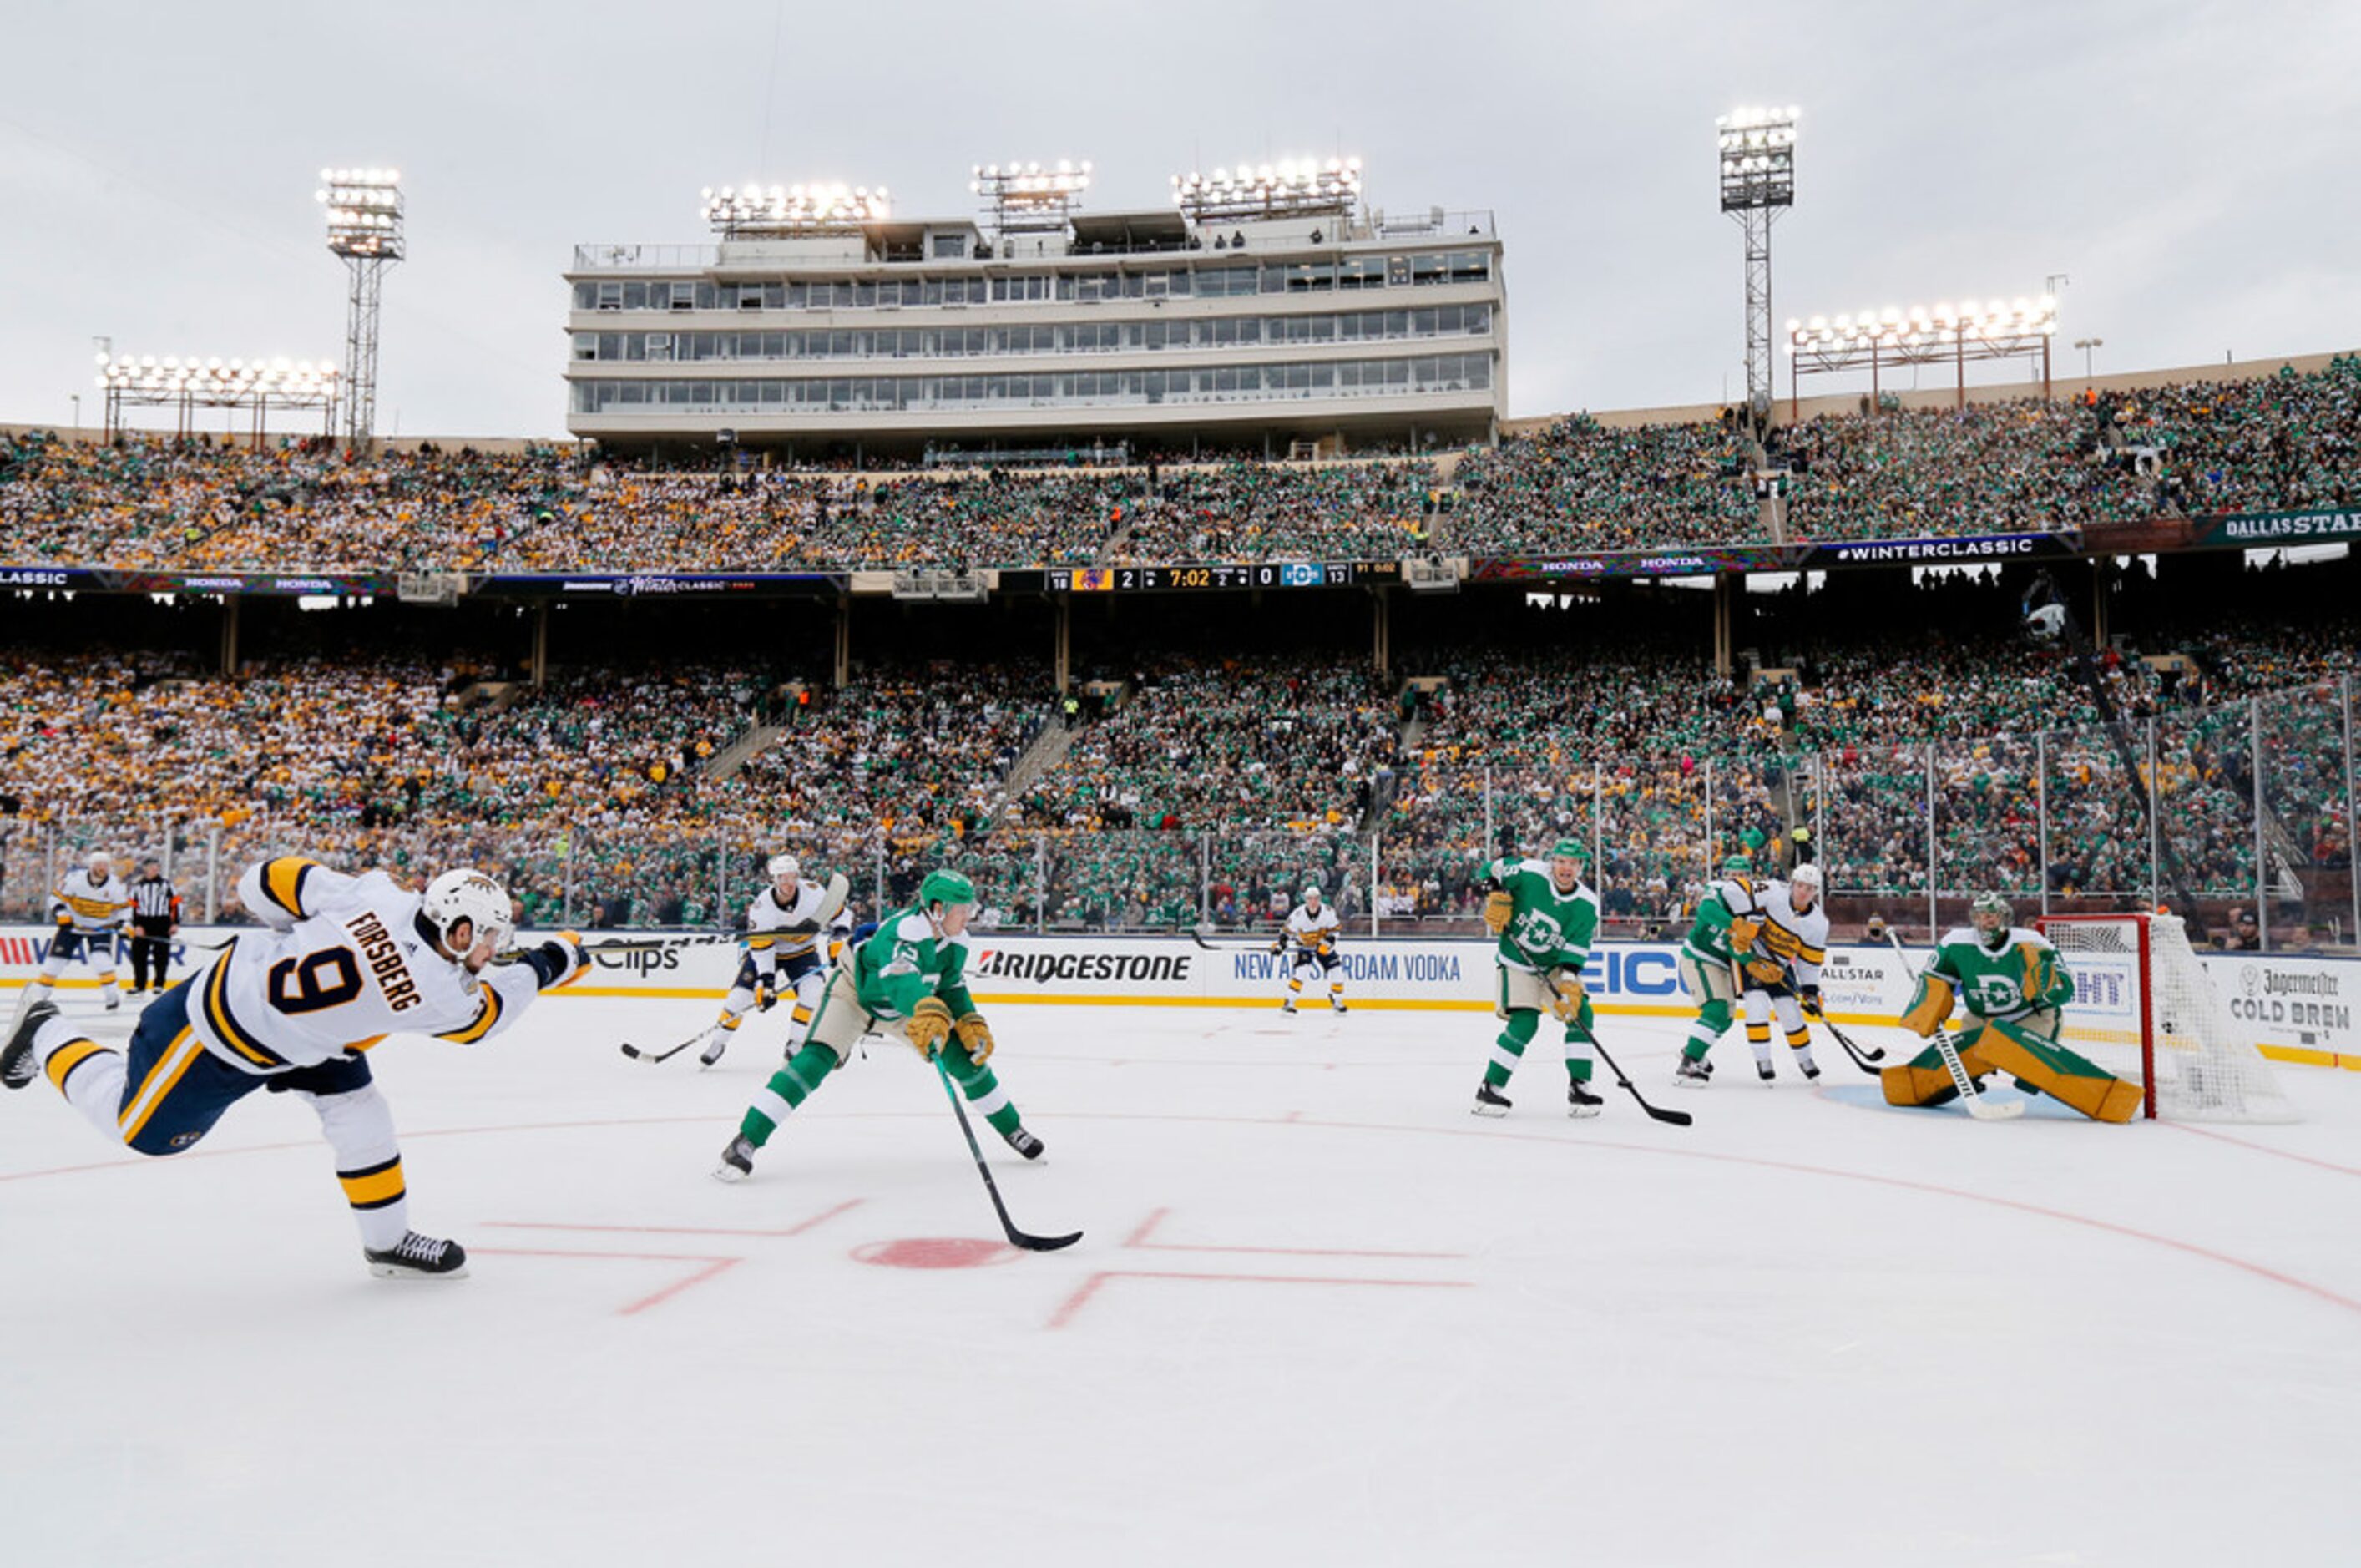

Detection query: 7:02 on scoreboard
(1049, 563), (1380, 592)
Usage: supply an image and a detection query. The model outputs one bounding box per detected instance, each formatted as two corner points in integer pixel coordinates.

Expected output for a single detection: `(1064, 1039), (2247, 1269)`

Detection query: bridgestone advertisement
(5, 927), (2349, 1070)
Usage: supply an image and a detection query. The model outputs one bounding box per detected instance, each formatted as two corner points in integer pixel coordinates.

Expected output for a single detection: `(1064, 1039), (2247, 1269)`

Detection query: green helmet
(918, 869), (978, 910)
(1722, 854), (1754, 873)
(1548, 838), (1585, 862)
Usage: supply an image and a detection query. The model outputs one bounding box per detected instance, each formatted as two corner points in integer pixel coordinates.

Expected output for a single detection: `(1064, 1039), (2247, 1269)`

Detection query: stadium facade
(564, 186), (1505, 460)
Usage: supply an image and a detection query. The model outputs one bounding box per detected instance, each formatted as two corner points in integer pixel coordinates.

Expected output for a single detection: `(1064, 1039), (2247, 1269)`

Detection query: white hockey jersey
(1285, 903), (1342, 952)
(1745, 880), (1831, 989)
(50, 868), (131, 934)
(191, 856), (565, 1075)
(744, 879), (854, 973)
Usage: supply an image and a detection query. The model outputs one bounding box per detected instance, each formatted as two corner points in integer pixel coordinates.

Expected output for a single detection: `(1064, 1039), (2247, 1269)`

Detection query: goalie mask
(1969, 893), (2012, 951)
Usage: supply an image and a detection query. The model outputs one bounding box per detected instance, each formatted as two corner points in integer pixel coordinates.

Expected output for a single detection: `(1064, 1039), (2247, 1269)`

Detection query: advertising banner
(5, 928), (2348, 1070)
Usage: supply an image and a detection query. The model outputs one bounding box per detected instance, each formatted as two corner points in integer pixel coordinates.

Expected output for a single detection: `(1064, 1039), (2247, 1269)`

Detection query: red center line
(469, 1245), (743, 1316)
(1050, 1268), (1469, 1330)
(1124, 1205), (1465, 1259)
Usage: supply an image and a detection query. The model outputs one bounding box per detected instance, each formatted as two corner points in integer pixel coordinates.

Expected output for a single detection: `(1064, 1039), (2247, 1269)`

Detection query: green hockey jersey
(1484, 856), (1599, 974)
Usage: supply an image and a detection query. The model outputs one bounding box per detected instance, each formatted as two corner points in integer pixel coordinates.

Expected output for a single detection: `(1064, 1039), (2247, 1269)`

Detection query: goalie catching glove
(905, 996), (954, 1059)
(1483, 889), (1517, 936)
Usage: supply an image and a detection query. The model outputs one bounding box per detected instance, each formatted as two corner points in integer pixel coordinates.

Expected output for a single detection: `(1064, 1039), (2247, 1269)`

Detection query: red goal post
(2036, 913), (2296, 1123)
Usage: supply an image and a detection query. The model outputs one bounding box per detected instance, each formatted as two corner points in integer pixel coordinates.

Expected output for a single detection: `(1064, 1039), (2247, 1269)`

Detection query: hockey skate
(1797, 1055), (1822, 1081)
(1329, 998), (1348, 1014)
(697, 1029), (730, 1069)
(1671, 1055), (1712, 1088)
(1472, 1082), (1511, 1117)
(713, 1134), (756, 1182)
(1004, 1126), (1046, 1161)
(1279, 998), (1297, 1014)
(365, 1232), (468, 1280)
(1757, 1060), (1777, 1084)
(1566, 1080), (1603, 1119)
(2, 1000), (58, 1090)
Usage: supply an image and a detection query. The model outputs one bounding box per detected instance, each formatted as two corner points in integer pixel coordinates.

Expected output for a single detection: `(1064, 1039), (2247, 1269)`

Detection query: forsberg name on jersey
(343, 909), (422, 1012)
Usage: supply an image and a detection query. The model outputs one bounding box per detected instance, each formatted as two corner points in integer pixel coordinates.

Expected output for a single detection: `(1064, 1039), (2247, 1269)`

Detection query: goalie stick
(933, 1055), (1081, 1252)
(1885, 930), (2022, 1121)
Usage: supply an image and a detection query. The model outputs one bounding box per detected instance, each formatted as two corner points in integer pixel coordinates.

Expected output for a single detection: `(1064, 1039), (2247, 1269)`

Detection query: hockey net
(2038, 914), (2297, 1122)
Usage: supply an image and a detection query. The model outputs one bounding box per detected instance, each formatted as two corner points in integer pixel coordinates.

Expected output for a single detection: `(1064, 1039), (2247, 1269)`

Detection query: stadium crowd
(5, 592), (2351, 938)
(7, 357), (2356, 574)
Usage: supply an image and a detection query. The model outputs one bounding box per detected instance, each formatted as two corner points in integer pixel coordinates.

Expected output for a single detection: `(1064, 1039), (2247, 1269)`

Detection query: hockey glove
(1546, 971), (1586, 1023)
(1482, 890), (1516, 936)
(1728, 915), (1764, 949)
(54, 910), (73, 927)
(905, 996), (954, 1060)
(953, 1012), (995, 1065)
(1800, 985), (1823, 1019)
(1744, 955), (1787, 987)
(755, 979), (777, 1013)
(1270, 938), (1287, 957)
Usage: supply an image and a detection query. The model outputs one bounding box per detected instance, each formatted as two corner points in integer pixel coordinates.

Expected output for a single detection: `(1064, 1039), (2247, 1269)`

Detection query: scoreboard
(1039, 562), (1395, 593)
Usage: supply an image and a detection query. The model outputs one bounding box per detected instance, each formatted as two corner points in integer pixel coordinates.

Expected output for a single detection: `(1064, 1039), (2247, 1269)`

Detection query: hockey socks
(741, 1042), (839, 1146)
(940, 1050), (1025, 1141)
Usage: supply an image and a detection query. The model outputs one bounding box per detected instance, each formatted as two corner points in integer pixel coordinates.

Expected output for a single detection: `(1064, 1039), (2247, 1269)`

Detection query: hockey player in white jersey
(694, 855), (852, 1067)
(2, 855), (587, 1278)
(1732, 862), (1831, 1083)
(24, 852), (133, 1014)
(1273, 884), (1347, 1014)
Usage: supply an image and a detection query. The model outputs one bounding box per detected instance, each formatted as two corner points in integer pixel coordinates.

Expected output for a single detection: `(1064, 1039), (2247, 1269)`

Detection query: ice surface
(3, 994), (2358, 1567)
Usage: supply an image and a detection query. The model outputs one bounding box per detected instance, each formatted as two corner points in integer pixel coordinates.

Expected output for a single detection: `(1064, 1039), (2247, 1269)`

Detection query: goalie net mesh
(2039, 914), (2297, 1122)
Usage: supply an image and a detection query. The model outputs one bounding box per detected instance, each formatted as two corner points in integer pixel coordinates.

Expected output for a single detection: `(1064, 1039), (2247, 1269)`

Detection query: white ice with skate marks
(3, 994), (2358, 1567)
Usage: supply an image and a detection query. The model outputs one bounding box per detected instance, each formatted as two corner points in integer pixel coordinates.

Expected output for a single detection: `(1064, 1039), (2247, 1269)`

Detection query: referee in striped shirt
(127, 859), (181, 994)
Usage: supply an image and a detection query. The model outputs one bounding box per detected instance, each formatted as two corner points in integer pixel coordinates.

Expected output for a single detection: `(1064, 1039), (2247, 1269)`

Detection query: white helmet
(85, 851), (111, 877)
(421, 868), (514, 957)
(1790, 863), (1823, 891)
(1302, 884), (1322, 901)
(767, 853), (801, 883)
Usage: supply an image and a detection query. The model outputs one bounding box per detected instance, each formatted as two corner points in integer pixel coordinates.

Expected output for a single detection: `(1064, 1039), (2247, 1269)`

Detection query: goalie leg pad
(1881, 1029), (2001, 1108)
(1972, 1020), (2141, 1124)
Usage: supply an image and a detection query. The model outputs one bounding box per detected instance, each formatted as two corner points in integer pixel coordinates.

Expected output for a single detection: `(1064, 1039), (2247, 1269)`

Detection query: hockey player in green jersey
(1671, 856), (1763, 1085)
(715, 869), (1044, 1180)
(1472, 838), (1604, 1118)
(1882, 893), (2141, 1123)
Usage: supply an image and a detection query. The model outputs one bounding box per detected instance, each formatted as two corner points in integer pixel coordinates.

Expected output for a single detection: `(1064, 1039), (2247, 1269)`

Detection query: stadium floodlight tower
(700, 181), (891, 237)
(1716, 106), (1797, 425)
(972, 159), (1090, 235)
(1785, 294), (2059, 416)
(317, 168), (404, 446)
(1171, 157), (1362, 224)
(96, 352), (340, 447)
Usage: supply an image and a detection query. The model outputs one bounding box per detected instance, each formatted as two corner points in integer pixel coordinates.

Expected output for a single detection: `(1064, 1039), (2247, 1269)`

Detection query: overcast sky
(3, 0), (2354, 439)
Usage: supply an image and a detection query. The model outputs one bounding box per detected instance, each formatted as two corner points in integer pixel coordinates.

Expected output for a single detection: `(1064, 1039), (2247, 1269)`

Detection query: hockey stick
(619, 1034), (701, 1064)
(1187, 923), (1277, 953)
(1885, 931), (2021, 1120)
(1586, 1031), (1693, 1128)
(933, 1054), (1081, 1252)
(1933, 1028), (2024, 1121)
(1810, 1011), (1887, 1073)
